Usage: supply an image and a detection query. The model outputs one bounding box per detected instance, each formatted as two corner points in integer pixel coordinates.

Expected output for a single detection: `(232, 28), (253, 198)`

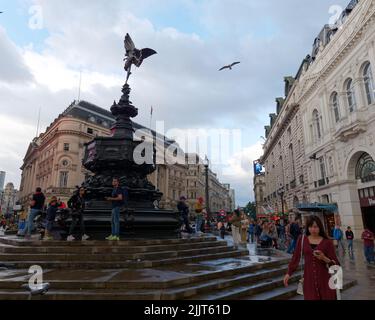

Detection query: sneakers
(67, 235), (75, 242)
(81, 234), (90, 241)
(106, 235), (119, 241)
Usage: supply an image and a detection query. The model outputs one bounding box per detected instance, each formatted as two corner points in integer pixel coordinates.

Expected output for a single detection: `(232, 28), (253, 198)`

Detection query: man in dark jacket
(177, 196), (192, 234)
(67, 187), (90, 241)
(24, 187), (45, 239)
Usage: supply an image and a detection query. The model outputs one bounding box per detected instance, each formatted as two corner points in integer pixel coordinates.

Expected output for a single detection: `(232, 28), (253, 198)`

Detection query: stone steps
(0, 240), (225, 254)
(0, 262), (293, 300)
(187, 274), (301, 300)
(0, 259), (290, 291)
(0, 245), (234, 262)
(0, 235), (217, 247)
(0, 249), (249, 269)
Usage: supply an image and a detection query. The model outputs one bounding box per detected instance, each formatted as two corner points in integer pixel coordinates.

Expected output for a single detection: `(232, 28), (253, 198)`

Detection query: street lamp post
(278, 186), (285, 217)
(204, 156), (211, 221)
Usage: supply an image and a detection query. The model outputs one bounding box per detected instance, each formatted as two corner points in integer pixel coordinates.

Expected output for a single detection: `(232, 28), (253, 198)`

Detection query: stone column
(337, 182), (364, 238)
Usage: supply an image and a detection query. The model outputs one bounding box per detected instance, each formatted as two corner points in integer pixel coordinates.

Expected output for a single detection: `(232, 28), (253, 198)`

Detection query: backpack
(121, 187), (129, 205)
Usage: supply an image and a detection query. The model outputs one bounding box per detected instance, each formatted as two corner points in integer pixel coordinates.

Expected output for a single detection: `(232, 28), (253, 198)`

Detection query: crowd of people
(2, 184), (374, 269)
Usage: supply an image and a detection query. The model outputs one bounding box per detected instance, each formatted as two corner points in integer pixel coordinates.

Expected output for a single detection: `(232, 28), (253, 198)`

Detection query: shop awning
(296, 203), (338, 213)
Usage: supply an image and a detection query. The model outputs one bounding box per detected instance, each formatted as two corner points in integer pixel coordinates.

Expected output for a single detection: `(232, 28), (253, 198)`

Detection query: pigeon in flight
(219, 62), (240, 71)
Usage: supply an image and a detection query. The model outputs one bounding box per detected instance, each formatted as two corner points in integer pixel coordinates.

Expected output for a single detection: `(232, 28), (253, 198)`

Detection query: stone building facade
(260, 0), (375, 237)
(260, 76), (310, 219)
(0, 182), (19, 215)
(19, 101), (234, 213)
(299, 0), (375, 237)
(253, 173), (266, 217)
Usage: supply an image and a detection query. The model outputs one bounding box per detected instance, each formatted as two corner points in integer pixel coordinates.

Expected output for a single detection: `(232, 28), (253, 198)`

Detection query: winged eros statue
(124, 33), (157, 84)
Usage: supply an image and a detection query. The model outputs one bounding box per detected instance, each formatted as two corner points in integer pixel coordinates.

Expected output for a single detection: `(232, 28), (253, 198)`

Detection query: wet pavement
(335, 240), (375, 300)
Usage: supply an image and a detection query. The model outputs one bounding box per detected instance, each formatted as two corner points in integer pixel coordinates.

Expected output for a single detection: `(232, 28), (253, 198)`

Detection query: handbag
(297, 235), (305, 296)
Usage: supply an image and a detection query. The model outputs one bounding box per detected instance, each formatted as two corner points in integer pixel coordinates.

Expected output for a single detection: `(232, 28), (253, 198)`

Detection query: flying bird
(219, 61), (240, 71)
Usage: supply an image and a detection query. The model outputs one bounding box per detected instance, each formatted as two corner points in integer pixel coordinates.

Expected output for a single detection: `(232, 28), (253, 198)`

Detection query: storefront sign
(360, 197), (375, 208)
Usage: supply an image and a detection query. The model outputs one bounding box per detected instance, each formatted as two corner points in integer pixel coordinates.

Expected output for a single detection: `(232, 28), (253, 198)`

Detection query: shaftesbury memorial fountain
(79, 34), (180, 237)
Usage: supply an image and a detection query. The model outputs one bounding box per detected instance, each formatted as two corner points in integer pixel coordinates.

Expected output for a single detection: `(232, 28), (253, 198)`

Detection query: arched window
(356, 152), (375, 182)
(312, 110), (322, 140)
(345, 78), (356, 112)
(331, 92), (340, 122)
(363, 62), (375, 105)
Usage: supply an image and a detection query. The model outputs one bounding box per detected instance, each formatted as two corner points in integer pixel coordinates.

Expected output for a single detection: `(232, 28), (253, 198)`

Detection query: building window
(355, 152), (375, 182)
(62, 160), (69, 167)
(363, 62), (375, 105)
(331, 92), (340, 123)
(63, 143), (70, 151)
(87, 128), (94, 134)
(345, 78), (357, 113)
(59, 171), (69, 188)
(328, 156), (334, 177)
(313, 110), (322, 140)
(289, 144), (296, 179)
(319, 157), (326, 179)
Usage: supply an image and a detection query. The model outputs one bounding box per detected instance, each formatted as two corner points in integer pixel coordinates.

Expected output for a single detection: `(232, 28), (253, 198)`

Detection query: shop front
(296, 203), (338, 237)
(359, 187), (375, 233)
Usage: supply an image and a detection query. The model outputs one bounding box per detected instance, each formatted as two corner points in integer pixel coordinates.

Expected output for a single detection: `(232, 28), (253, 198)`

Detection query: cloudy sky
(0, 0), (349, 205)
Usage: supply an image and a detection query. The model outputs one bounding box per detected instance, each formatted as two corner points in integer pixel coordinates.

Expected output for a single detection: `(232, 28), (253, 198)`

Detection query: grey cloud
(0, 27), (34, 84)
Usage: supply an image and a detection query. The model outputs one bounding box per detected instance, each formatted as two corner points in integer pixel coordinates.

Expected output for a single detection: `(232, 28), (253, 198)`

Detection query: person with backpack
(333, 225), (345, 254)
(67, 187), (90, 241)
(105, 177), (125, 241)
(287, 218), (301, 254)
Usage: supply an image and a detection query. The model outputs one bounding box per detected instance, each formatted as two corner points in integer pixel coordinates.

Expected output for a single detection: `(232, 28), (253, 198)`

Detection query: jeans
(287, 238), (297, 254)
(364, 245), (375, 263)
(25, 209), (41, 236)
(69, 213), (86, 237)
(181, 214), (193, 233)
(248, 232), (254, 243)
(347, 239), (354, 253)
(111, 206), (121, 237)
(336, 239), (346, 251)
(195, 216), (203, 233)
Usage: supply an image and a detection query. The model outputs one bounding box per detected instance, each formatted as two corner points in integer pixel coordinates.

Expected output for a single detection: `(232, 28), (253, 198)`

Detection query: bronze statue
(124, 33), (157, 84)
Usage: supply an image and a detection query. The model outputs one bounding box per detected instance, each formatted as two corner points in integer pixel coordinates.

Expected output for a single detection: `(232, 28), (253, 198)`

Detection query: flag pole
(149, 106), (153, 130)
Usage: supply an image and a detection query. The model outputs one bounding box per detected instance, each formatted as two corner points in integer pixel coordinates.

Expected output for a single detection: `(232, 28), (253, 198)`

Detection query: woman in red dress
(283, 215), (340, 300)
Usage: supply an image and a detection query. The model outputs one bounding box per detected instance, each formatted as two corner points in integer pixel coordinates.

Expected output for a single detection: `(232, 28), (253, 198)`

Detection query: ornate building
(299, 0), (375, 236)
(19, 100), (234, 213)
(260, 75), (310, 220)
(260, 0), (375, 236)
(0, 182), (19, 215)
